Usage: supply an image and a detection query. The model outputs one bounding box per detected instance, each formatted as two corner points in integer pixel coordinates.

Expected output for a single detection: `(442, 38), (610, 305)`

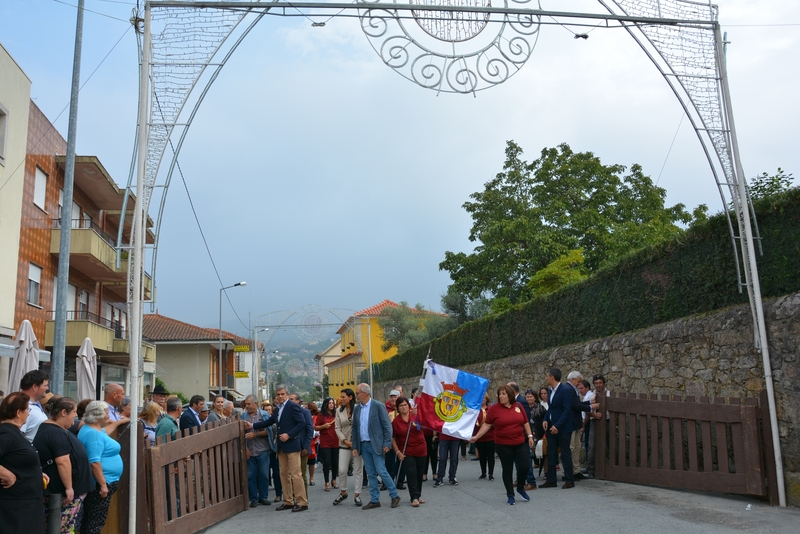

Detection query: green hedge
(372, 189), (800, 382)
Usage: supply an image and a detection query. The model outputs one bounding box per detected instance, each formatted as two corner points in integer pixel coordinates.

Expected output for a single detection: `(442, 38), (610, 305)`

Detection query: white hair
(566, 371), (583, 381)
(83, 400), (109, 424)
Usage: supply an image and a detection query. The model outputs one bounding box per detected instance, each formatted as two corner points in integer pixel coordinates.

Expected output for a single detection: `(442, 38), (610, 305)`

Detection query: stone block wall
(377, 292), (800, 506)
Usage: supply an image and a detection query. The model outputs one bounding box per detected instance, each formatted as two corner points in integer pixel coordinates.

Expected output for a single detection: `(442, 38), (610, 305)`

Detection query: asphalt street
(201, 454), (799, 534)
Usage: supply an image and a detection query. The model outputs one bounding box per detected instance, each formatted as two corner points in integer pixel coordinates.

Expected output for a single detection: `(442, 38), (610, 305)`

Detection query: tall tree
(440, 141), (706, 303)
(378, 302), (455, 353)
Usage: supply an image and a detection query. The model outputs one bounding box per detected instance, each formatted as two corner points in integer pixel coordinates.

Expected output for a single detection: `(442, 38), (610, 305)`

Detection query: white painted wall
(0, 44), (32, 392)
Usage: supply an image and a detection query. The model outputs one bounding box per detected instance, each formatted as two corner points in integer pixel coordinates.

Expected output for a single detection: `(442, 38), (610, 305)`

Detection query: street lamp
(219, 281), (246, 399)
(266, 349), (278, 400)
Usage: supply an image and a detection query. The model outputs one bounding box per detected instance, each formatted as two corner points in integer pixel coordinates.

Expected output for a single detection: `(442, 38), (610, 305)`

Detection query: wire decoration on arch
(358, 0), (542, 94)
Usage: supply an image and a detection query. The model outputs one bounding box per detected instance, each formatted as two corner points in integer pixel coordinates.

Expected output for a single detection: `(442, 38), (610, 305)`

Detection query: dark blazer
(351, 399), (393, 456)
(516, 393), (531, 420)
(543, 383), (576, 434)
(300, 408), (314, 452)
(252, 401), (307, 453)
(570, 383), (592, 430)
(178, 408), (201, 434)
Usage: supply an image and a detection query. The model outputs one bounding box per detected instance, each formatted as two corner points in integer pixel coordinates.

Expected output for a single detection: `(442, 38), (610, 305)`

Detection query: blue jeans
(247, 449), (271, 502)
(437, 440), (460, 482)
(269, 451), (282, 497)
(360, 442), (398, 503)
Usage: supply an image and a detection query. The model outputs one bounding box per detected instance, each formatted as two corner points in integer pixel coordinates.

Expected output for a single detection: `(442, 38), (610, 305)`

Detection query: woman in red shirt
(471, 385), (535, 505)
(391, 397), (427, 507)
(314, 397), (339, 491)
(473, 392), (495, 480)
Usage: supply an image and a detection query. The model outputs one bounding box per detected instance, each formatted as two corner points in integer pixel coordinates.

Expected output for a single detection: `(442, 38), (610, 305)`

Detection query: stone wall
(377, 292), (800, 506)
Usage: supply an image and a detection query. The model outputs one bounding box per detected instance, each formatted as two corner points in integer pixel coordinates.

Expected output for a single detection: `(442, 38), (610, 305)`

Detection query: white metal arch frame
(124, 3), (785, 519)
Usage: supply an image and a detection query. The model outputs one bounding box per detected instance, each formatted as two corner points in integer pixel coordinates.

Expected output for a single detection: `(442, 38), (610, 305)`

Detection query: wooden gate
(594, 389), (778, 504)
(146, 419), (249, 534)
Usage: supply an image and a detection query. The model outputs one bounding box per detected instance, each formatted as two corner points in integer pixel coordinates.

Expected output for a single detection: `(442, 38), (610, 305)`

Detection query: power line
(0, 25), (132, 194)
(656, 114), (684, 186)
(51, 0), (131, 22)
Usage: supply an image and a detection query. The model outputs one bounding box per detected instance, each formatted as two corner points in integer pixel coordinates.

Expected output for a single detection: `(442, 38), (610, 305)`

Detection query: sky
(1, 0), (797, 342)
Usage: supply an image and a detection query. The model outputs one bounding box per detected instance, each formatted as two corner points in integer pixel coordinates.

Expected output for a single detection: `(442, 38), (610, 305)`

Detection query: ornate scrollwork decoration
(358, 0), (541, 94)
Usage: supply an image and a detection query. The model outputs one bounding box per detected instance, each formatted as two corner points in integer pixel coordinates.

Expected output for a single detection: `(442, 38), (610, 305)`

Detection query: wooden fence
(594, 389), (778, 504)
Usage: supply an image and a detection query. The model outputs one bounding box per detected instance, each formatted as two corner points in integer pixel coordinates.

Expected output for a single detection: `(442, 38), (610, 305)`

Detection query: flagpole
(395, 346), (432, 485)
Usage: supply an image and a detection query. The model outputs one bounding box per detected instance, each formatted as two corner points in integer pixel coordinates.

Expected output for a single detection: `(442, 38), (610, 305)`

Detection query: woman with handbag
(391, 397), (427, 507)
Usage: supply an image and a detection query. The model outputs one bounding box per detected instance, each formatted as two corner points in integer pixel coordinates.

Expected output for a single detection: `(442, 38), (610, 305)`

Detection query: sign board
(234, 345), (250, 352)
(234, 371), (249, 378)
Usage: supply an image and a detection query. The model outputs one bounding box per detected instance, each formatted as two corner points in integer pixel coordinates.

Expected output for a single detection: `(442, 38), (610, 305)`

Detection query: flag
(416, 360), (489, 440)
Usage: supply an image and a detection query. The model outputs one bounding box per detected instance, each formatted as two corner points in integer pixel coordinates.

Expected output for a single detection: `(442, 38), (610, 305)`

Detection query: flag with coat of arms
(416, 360), (489, 440)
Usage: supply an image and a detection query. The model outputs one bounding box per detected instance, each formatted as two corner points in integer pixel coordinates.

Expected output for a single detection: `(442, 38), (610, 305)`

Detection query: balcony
(50, 219), (125, 282)
(45, 311), (122, 353)
(111, 338), (156, 362)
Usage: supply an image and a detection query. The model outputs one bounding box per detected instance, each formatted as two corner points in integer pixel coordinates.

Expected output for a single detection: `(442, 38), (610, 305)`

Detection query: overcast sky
(1, 0), (797, 341)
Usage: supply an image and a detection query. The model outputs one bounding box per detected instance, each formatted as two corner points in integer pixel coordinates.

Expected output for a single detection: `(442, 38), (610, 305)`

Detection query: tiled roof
(354, 299), (400, 317)
(143, 312), (256, 348)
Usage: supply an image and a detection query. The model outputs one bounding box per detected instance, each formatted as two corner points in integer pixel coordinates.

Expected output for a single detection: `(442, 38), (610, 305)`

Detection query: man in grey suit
(351, 383), (401, 510)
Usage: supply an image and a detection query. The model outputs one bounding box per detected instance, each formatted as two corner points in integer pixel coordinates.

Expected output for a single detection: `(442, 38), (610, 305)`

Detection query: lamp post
(219, 281), (246, 399)
(266, 350), (278, 400)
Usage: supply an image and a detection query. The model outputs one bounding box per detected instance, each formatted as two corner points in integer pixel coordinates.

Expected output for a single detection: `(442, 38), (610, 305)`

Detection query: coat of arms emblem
(434, 381), (468, 422)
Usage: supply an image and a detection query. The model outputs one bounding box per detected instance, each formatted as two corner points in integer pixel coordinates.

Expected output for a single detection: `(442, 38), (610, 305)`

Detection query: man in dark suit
(352, 383), (401, 510)
(246, 386), (309, 512)
(179, 395), (205, 434)
(541, 368), (577, 488)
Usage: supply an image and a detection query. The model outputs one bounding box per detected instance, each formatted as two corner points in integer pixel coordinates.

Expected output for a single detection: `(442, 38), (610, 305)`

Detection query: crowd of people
(0, 365), (610, 533)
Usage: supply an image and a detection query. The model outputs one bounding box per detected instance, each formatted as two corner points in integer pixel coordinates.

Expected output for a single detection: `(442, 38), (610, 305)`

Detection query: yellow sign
(234, 345), (250, 352)
(234, 371), (249, 378)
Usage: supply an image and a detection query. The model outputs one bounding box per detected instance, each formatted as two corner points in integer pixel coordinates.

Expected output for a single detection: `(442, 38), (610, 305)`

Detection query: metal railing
(51, 310), (126, 339)
(51, 218), (117, 249)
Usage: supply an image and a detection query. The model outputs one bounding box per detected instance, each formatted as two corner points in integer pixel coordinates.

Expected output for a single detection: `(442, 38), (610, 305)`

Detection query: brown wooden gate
(594, 389), (778, 504)
(146, 419), (249, 534)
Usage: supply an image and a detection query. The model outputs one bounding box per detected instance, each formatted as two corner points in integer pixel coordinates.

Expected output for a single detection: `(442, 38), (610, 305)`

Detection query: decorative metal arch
(123, 1), (785, 512)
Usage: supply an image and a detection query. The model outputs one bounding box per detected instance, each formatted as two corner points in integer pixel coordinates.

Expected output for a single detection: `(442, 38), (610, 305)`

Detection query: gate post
(595, 394), (607, 479)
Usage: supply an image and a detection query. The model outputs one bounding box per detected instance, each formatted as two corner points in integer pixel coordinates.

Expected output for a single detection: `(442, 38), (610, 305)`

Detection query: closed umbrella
(76, 337), (97, 401)
(8, 320), (40, 392)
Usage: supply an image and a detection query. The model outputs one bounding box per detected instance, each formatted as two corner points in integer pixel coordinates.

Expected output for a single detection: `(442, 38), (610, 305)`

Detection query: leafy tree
(378, 302), (456, 352)
(525, 248), (588, 299)
(440, 141), (707, 303)
(440, 287), (491, 325)
(748, 168), (794, 200)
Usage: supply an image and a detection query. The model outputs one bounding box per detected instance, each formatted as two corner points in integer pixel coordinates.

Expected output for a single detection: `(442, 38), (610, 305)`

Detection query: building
(5, 56), (156, 397)
(314, 338), (341, 386)
(0, 44), (32, 391)
(143, 312), (258, 402)
(326, 299), (401, 396)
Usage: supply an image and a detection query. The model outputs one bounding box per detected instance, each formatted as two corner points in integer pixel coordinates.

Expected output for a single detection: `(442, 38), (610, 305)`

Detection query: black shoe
(397, 484), (405, 490)
(333, 492), (348, 506)
(273, 496), (282, 503)
(433, 481), (442, 488)
(574, 472), (586, 480)
(258, 498), (271, 506)
(348, 471), (353, 477)
(362, 501), (381, 510)
(249, 501), (258, 508)
(488, 475), (494, 481)
(292, 505), (308, 512)
(479, 474), (486, 479)
(540, 482), (557, 488)
(275, 503), (293, 511)
(449, 479), (458, 486)
(354, 496), (362, 506)
(585, 473), (595, 479)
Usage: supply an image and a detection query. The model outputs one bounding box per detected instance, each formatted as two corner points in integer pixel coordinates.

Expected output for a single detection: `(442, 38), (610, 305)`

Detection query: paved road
(201, 455), (799, 534)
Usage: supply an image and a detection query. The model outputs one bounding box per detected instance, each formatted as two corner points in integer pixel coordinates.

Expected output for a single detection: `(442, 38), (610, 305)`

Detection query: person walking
(391, 397), (427, 507)
(333, 388), (363, 507)
(474, 393), (495, 480)
(315, 397), (339, 492)
(434, 431), (460, 487)
(471, 385), (535, 505)
(351, 383), (400, 510)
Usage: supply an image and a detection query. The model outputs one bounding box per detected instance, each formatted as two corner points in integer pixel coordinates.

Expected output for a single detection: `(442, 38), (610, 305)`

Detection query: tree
(748, 168), (795, 200)
(440, 141), (707, 303)
(378, 302), (456, 353)
(525, 248), (588, 299)
(440, 287), (491, 325)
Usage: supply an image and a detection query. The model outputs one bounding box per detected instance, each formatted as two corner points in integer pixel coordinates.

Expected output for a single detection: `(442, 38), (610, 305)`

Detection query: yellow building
(326, 300), (400, 396)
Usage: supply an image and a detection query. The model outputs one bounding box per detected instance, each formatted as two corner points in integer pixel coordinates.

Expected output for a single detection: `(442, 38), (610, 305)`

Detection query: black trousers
(495, 442), (529, 497)
(401, 455), (426, 501)
(475, 440), (496, 476)
(319, 447), (339, 484)
(546, 430), (574, 484)
(425, 434), (438, 477)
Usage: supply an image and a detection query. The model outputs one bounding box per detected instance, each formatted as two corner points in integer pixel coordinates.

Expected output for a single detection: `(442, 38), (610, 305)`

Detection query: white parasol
(8, 320), (40, 392)
(76, 337), (97, 401)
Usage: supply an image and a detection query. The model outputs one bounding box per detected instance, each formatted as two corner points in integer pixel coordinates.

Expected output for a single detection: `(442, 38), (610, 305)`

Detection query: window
(71, 202), (80, 229)
(34, 167), (47, 210)
(0, 103), (8, 165)
(58, 189), (63, 218)
(78, 290), (88, 320)
(28, 264), (42, 305)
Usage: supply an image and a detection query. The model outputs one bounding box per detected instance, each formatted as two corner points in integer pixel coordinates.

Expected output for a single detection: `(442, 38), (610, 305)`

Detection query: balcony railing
(51, 310), (126, 339)
(52, 218), (117, 248)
